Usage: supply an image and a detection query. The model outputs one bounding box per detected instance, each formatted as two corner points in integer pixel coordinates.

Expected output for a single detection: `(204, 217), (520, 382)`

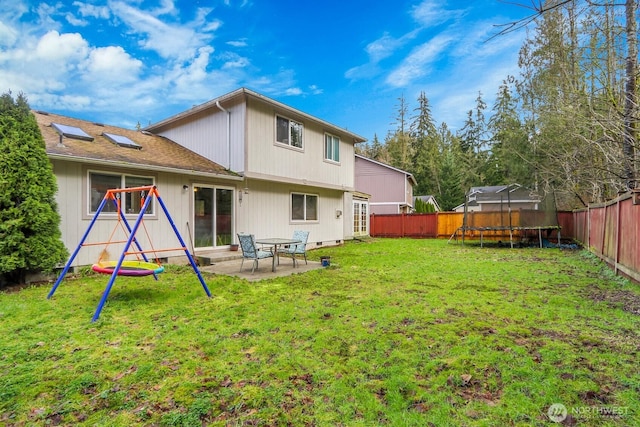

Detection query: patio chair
(237, 233), (273, 274)
(277, 230), (309, 267)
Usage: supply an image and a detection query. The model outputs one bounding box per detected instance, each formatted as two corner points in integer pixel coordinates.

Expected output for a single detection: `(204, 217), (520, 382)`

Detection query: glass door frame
(353, 199), (369, 236)
(192, 183), (235, 249)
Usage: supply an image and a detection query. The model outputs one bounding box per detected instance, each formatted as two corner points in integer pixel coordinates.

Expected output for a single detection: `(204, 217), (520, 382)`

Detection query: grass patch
(1, 239), (638, 426)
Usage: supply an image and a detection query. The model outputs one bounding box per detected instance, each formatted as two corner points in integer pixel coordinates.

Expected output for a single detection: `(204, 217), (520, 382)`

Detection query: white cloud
(0, 21), (19, 47)
(227, 39), (248, 48)
(284, 87), (302, 96)
(73, 1), (110, 19)
(411, 0), (464, 27)
(108, 1), (214, 61)
(35, 31), (89, 64)
(65, 12), (88, 27)
(308, 85), (323, 95)
(222, 55), (249, 69)
(85, 46), (143, 82)
(385, 34), (452, 87)
(345, 30), (419, 81)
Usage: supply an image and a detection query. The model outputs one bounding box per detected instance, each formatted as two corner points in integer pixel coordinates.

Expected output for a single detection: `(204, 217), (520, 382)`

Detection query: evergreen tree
(456, 92), (490, 190)
(386, 94), (413, 171)
(488, 77), (532, 186)
(410, 91), (440, 197)
(0, 91), (68, 285)
(437, 124), (466, 210)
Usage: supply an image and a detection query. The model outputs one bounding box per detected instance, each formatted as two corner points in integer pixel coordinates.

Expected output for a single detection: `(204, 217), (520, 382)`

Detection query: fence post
(615, 197), (620, 275)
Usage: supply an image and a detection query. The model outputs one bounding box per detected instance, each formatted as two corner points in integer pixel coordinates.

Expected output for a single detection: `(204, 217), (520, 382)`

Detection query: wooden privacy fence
(369, 213), (439, 238)
(561, 193), (640, 283)
(370, 211), (560, 240)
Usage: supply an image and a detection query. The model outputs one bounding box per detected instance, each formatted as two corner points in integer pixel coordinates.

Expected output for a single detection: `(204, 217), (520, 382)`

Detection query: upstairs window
(324, 133), (340, 162)
(276, 115), (303, 149)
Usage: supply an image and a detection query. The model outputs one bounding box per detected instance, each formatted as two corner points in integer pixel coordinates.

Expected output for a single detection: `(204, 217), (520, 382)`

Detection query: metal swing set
(48, 185), (211, 322)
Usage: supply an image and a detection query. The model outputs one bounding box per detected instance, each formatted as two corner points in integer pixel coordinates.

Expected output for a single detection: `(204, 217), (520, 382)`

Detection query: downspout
(215, 101), (231, 170)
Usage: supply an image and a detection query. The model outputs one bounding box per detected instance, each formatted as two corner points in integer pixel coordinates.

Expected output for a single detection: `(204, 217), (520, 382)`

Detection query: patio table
(255, 238), (301, 272)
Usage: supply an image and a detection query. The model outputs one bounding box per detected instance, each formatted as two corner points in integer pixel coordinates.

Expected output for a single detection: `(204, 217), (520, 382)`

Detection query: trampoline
(92, 260), (165, 276)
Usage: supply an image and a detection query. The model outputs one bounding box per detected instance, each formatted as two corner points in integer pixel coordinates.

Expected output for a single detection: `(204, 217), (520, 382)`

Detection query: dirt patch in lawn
(587, 289), (640, 315)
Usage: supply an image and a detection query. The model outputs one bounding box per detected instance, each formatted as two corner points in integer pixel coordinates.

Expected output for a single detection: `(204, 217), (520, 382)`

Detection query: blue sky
(0, 0), (530, 142)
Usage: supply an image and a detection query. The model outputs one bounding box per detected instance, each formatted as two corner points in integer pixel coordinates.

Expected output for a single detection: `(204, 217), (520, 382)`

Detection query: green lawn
(1, 239), (638, 426)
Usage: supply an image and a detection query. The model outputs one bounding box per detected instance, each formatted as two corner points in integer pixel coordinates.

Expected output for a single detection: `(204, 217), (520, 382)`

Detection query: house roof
(355, 154), (417, 186)
(34, 110), (240, 179)
(468, 184), (541, 204)
(144, 87), (367, 144)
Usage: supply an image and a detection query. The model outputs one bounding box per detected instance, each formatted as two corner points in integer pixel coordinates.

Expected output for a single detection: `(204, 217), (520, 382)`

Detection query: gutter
(215, 100), (231, 170)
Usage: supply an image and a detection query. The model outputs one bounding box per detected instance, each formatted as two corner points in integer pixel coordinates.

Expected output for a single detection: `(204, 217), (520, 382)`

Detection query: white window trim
(87, 170), (156, 218)
(324, 132), (340, 164)
(290, 192), (319, 223)
(275, 114), (304, 150)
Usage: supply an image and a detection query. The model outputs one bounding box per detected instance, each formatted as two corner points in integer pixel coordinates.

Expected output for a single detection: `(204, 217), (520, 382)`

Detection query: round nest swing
(92, 260), (165, 276)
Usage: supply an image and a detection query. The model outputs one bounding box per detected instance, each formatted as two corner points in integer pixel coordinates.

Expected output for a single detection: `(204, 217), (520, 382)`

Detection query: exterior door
(193, 185), (234, 248)
(353, 200), (369, 236)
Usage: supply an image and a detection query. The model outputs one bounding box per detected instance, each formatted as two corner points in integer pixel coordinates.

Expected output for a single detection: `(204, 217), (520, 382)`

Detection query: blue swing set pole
(91, 191), (155, 322)
(47, 195), (111, 299)
(155, 189), (211, 297)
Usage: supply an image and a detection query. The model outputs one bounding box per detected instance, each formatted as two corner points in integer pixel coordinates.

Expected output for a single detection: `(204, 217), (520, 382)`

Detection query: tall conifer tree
(0, 92), (67, 285)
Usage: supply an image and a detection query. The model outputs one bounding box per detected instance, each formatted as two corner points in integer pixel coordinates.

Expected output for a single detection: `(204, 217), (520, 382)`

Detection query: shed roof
(34, 110), (240, 180)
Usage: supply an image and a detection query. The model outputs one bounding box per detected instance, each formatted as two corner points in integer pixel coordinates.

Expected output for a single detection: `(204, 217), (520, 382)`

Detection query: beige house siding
(52, 158), (238, 267)
(245, 98), (355, 190)
(235, 180), (345, 248)
(146, 98), (246, 172)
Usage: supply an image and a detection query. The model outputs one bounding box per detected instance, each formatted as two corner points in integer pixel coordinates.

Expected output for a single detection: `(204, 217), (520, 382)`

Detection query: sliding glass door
(193, 185), (234, 248)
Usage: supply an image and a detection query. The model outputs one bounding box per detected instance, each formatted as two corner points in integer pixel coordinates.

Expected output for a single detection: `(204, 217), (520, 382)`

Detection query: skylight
(103, 132), (141, 149)
(51, 123), (94, 141)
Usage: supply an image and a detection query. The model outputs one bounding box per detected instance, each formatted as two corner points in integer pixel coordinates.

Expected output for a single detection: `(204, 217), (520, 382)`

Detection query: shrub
(0, 92), (68, 285)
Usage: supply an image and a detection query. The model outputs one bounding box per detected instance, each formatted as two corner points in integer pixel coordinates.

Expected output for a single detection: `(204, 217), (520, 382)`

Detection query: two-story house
(144, 87), (367, 252)
(36, 88), (366, 267)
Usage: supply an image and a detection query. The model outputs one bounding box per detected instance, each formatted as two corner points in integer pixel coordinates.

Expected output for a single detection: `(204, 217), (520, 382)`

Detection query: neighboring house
(354, 154), (416, 214)
(35, 110), (240, 268)
(145, 88), (368, 250)
(453, 184), (541, 212)
(413, 195), (441, 212)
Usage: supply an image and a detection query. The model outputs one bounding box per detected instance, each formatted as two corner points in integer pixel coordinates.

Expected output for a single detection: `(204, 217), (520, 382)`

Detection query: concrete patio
(196, 252), (325, 282)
